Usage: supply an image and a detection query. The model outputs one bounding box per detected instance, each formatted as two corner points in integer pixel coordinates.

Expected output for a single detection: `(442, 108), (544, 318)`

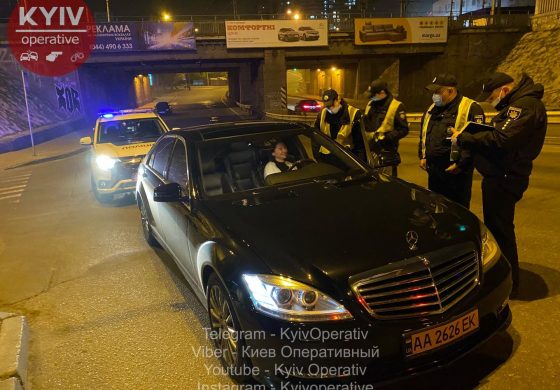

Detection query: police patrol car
(80, 109), (172, 202)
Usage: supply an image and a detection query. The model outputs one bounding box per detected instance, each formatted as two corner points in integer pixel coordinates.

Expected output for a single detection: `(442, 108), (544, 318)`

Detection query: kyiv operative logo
(8, 0), (96, 77)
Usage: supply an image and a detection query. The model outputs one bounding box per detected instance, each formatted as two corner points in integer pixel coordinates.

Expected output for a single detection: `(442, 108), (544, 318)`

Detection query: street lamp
(287, 9), (293, 15)
(162, 12), (172, 22)
(106, 0), (111, 22)
(293, 13), (301, 20)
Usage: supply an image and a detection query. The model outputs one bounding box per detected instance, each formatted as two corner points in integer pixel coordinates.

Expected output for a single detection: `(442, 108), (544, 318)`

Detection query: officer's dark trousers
(481, 176), (529, 292)
(427, 161), (473, 208)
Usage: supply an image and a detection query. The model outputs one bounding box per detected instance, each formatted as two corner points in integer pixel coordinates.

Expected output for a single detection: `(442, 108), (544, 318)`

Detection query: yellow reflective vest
(363, 98), (402, 142)
(319, 105), (360, 154)
(420, 96), (475, 159)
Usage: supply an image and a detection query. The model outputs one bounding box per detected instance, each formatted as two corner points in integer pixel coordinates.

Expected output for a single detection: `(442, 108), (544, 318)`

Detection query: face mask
(491, 88), (505, 108)
(370, 95), (382, 102)
(327, 105), (341, 114)
(432, 93), (443, 107)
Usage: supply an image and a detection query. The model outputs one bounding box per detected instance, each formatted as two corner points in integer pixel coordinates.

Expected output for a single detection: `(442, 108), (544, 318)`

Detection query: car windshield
(196, 127), (369, 198)
(98, 118), (165, 145)
(300, 27), (313, 30)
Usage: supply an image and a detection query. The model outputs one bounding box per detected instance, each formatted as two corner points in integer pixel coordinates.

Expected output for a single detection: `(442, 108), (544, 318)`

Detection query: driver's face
(272, 143), (288, 162)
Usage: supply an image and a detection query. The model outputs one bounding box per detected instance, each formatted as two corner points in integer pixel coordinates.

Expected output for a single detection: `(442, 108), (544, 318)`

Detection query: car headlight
(95, 155), (118, 171)
(242, 274), (353, 322)
(480, 222), (501, 271)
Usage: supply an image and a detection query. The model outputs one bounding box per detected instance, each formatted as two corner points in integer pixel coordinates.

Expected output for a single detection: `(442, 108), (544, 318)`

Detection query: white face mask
(327, 105), (341, 114)
(432, 93), (444, 107)
(491, 88), (505, 108)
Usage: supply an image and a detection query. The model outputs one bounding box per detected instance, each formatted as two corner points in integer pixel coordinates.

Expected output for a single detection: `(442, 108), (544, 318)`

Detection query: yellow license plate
(404, 309), (479, 357)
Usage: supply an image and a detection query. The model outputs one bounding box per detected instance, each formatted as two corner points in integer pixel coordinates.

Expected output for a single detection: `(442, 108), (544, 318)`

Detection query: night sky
(0, 1), (431, 20)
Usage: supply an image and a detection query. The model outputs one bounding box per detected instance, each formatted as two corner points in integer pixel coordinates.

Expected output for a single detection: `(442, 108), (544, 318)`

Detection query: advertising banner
(225, 20), (328, 48)
(354, 17), (448, 45)
(92, 22), (196, 52)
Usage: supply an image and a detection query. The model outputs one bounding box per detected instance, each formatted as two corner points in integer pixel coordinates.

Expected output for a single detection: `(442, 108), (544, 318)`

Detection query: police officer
(314, 89), (363, 163)
(419, 74), (485, 208)
(452, 72), (547, 296)
(362, 79), (409, 176)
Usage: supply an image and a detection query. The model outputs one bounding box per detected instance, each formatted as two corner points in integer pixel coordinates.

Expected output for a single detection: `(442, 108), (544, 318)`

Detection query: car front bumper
(92, 161), (139, 195)
(232, 255), (512, 387)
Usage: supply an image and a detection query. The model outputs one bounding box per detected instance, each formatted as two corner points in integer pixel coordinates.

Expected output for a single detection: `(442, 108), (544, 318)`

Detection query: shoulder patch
(474, 115), (484, 124)
(507, 106), (522, 120)
(399, 111), (407, 120)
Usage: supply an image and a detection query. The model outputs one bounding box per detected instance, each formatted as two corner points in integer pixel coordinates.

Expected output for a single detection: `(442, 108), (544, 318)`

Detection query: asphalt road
(0, 86), (559, 389)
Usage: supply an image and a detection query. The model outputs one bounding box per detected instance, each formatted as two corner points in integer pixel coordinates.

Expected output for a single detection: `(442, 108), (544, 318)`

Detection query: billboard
(92, 22), (196, 52)
(354, 17), (448, 45)
(225, 20), (328, 48)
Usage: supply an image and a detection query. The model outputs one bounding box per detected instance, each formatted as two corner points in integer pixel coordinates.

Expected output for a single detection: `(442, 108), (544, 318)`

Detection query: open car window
(196, 127), (368, 198)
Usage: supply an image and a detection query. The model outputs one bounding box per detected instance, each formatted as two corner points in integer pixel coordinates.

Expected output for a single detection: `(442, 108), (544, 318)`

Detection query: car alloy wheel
(139, 197), (158, 246)
(207, 274), (251, 382)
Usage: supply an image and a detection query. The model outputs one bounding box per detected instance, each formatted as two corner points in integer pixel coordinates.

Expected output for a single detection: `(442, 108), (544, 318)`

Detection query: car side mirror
(80, 136), (92, 145)
(154, 182), (189, 203)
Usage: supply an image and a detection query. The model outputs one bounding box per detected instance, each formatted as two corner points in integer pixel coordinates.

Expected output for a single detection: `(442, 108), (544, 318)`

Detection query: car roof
(97, 112), (159, 123)
(170, 121), (309, 142)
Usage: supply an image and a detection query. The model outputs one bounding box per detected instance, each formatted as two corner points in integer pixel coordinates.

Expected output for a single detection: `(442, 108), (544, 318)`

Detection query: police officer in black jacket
(453, 72), (547, 296)
(419, 74), (485, 208)
(362, 79), (409, 176)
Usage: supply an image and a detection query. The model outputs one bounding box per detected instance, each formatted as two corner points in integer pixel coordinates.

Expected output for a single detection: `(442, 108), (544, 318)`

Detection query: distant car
(155, 101), (172, 116)
(80, 109), (171, 203)
(19, 51), (38, 62)
(297, 26), (320, 41)
(294, 99), (322, 115)
(278, 28), (300, 42)
(135, 121), (512, 388)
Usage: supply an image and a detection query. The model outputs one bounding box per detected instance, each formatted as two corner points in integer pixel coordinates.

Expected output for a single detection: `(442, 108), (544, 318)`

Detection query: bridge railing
(0, 12), (532, 38)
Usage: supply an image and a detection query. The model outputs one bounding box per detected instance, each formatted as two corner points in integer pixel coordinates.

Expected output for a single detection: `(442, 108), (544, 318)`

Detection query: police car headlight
(242, 274), (352, 322)
(481, 222), (501, 271)
(95, 155), (118, 171)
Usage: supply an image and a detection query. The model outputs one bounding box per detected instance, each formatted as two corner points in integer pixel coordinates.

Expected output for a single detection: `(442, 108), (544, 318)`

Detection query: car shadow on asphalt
(514, 262), (560, 302)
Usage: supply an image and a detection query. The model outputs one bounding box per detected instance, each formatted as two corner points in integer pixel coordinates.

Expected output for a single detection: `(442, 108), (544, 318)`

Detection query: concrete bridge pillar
(263, 50), (287, 114)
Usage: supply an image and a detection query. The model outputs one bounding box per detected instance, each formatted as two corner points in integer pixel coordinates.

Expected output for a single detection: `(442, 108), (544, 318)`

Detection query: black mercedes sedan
(135, 121), (511, 387)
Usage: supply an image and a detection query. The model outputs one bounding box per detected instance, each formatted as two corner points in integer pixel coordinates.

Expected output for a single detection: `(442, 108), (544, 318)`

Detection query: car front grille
(352, 248), (480, 319)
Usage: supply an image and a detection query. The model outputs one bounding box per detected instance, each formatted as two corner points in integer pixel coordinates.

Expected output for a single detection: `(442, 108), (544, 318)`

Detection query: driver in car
(264, 141), (296, 179)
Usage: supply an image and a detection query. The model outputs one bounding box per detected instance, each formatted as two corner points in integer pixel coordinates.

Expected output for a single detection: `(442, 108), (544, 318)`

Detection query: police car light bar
(97, 109), (155, 118)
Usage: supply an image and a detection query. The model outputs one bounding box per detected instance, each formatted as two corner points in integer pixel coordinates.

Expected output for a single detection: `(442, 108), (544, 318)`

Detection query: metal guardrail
(266, 111), (560, 125)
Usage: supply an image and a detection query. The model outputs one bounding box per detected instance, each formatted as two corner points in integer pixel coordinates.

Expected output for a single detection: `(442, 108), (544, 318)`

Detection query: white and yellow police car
(80, 109), (172, 202)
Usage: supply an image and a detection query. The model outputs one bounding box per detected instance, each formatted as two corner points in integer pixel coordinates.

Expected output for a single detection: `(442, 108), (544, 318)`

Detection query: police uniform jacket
(459, 74), (547, 179)
(362, 94), (409, 152)
(418, 94), (485, 169)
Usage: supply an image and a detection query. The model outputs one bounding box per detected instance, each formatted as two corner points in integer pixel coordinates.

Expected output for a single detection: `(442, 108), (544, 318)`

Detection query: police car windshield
(98, 118), (165, 145)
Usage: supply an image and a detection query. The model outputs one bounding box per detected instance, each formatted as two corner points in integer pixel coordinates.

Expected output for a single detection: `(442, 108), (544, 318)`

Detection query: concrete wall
(399, 29), (526, 111)
(78, 67), (136, 117)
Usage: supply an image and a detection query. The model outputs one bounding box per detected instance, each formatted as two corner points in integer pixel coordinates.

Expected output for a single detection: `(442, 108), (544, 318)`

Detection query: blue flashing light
(458, 225), (467, 232)
(102, 113), (115, 119)
(148, 74), (153, 87)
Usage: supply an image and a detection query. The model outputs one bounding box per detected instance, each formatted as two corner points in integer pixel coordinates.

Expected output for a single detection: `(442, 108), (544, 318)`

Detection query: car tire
(207, 273), (252, 383)
(303, 34), (307, 40)
(139, 196), (158, 246)
(91, 175), (112, 204)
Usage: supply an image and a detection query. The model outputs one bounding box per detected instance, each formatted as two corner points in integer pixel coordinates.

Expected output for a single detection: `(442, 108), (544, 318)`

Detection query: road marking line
(0, 189), (24, 196)
(0, 193), (22, 201)
(0, 184), (27, 191)
(0, 174), (31, 181)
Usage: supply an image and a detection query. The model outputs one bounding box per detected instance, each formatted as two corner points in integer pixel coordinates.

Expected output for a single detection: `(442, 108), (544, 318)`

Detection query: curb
(0, 118), (85, 155)
(0, 313), (29, 390)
